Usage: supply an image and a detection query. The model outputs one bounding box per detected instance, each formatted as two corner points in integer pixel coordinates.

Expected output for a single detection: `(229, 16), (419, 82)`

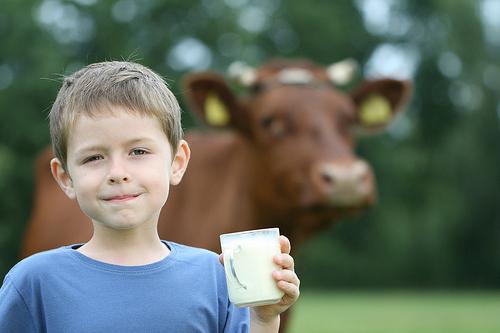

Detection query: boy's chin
(89, 218), (150, 231)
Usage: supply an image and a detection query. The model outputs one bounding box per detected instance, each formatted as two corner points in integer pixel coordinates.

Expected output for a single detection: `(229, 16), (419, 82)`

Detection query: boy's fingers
(219, 253), (224, 265)
(277, 280), (300, 301)
(279, 235), (291, 254)
(274, 253), (294, 270)
(273, 269), (300, 287)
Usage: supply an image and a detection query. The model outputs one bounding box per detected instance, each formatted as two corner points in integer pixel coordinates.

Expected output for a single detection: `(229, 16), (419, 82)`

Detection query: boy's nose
(107, 160), (130, 184)
(107, 175), (129, 184)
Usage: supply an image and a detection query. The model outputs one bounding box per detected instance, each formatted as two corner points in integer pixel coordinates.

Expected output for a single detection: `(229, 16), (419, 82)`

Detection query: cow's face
(183, 60), (411, 222)
(244, 84), (368, 212)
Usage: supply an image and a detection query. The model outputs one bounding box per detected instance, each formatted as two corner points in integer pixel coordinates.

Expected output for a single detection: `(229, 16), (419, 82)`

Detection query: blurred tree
(295, 0), (500, 289)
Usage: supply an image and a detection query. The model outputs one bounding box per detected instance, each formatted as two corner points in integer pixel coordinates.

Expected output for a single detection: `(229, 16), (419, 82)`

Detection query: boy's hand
(219, 235), (301, 324)
(251, 235), (300, 324)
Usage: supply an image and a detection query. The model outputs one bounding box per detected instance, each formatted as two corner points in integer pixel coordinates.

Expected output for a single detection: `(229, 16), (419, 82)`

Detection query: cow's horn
(228, 61), (257, 86)
(326, 58), (359, 85)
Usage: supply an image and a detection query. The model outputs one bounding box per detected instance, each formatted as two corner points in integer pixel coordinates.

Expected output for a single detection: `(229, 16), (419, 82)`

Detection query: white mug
(220, 228), (284, 307)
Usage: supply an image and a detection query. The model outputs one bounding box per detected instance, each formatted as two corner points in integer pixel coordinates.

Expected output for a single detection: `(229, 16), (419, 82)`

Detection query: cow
(22, 59), (411, 332)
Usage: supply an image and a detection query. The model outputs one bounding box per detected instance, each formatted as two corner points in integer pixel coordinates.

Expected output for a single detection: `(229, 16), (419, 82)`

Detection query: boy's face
(51, 108), (189, 231)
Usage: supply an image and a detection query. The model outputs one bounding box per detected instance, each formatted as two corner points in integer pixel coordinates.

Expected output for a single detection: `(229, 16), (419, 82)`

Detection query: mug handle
(227, 245), (247, 290)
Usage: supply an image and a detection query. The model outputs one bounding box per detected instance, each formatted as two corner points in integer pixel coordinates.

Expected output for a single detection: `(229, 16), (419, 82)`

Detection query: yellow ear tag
(359, 94), (392, 126)
(204, 92), (230, 126)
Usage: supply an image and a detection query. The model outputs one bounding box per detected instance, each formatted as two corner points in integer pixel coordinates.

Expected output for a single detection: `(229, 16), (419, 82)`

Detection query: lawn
(287, 290), (500, 333)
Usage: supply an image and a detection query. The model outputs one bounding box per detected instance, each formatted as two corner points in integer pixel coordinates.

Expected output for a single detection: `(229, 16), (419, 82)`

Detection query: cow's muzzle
(311, 160), (374, 207)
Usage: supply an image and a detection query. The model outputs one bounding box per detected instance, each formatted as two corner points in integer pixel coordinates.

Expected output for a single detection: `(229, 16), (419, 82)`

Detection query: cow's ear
(350, 78), (412, 133)
(182, 72), (249, 134)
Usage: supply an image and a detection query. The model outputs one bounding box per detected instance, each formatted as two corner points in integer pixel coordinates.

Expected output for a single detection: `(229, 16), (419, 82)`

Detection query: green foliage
(0, 0), (498, 289)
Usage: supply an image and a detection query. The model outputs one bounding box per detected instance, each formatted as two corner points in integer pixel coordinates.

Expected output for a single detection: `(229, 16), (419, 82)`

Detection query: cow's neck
(160, 132), (261, 251)
(250, 201), (335, 249)
(245, 147), (331, 248)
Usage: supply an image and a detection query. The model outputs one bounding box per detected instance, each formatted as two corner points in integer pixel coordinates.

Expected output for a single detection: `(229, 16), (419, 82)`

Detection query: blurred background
(1, 0), (499, 332)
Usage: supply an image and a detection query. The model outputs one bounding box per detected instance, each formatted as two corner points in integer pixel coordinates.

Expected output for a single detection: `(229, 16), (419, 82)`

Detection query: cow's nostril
(321, 173), (334, 185)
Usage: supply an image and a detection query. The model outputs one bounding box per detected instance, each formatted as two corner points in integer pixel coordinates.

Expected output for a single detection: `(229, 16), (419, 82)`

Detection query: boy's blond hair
(49, 61), (183, 171)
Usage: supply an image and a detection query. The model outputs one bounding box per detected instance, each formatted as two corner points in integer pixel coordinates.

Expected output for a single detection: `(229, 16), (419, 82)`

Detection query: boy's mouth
(104, 194), (140, 202)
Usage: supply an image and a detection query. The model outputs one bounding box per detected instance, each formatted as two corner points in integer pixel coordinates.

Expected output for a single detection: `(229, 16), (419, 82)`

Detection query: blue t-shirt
(0, 241), (249, 332)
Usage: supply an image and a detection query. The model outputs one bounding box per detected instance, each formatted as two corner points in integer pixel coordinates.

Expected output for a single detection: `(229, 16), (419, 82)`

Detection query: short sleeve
(0, 275), (36, 333)
(222, 302), (249, 333)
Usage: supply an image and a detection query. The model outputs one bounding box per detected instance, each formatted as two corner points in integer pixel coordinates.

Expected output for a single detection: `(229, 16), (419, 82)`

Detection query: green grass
(287, 291), (500, 333)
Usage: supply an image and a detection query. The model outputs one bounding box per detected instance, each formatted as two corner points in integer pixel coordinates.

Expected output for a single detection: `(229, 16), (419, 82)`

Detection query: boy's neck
(77, 227), (170, 266)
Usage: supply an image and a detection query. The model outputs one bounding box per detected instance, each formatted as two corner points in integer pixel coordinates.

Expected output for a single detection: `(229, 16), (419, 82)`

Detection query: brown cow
(22, 59), (411, 332)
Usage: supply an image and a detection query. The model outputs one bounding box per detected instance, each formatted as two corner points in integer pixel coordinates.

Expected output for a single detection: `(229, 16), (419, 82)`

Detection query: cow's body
(160, 132), (258, 249)
(22, 59), (411, 332)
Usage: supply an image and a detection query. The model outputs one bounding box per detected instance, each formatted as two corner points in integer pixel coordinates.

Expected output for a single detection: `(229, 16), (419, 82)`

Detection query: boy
(0, 61), (300, 332)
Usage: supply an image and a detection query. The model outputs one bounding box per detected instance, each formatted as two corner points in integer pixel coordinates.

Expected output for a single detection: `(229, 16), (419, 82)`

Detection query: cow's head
(183, 59), (411, 232)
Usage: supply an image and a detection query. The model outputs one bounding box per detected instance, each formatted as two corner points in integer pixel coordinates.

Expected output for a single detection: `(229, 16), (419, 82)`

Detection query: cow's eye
(260, 116), (288, 138)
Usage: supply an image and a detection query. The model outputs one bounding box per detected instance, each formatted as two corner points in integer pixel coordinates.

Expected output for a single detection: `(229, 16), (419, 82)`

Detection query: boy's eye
(83, 155), (103, 163)
(131, 148), (148, 156)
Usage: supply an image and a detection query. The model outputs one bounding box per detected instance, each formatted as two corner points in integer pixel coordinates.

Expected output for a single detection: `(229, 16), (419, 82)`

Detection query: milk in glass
(220, 228), (284, 307)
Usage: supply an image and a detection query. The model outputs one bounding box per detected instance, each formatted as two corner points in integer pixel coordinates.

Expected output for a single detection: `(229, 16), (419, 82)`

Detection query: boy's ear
(182, 72), (250, 135)
(50, 158), (76, 199)
(350, 78), (412, 134)
(170, 140), (191, 186)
